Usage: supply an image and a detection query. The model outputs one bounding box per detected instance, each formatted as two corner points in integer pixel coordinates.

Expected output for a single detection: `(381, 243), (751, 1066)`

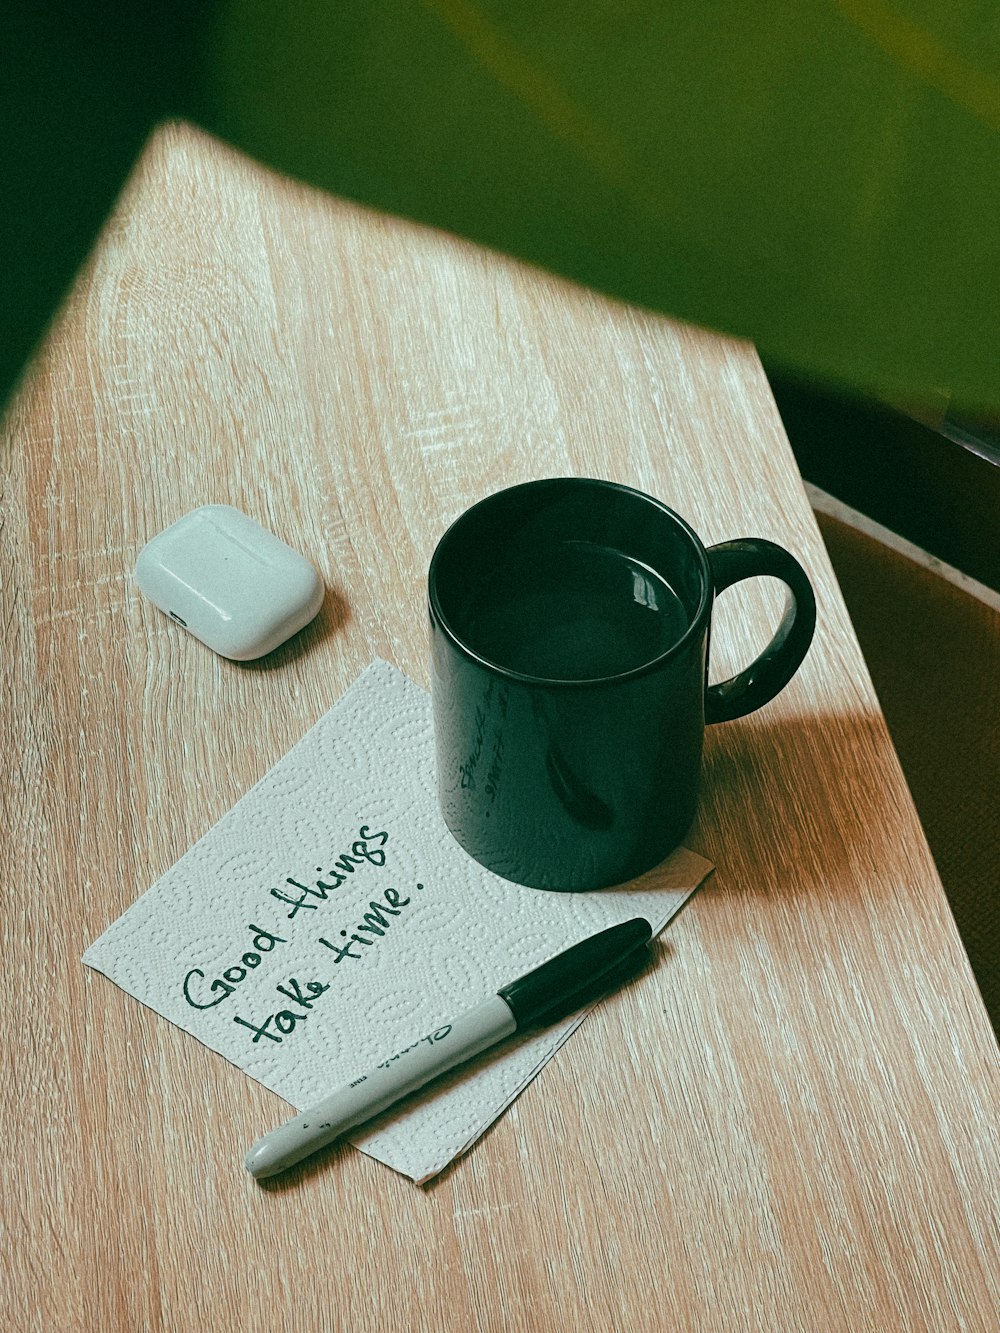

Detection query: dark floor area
(768, 373), (1000, 1037)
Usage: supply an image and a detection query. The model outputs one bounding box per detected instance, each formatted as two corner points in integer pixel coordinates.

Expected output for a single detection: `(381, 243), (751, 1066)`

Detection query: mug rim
(427, 476), (714, 688)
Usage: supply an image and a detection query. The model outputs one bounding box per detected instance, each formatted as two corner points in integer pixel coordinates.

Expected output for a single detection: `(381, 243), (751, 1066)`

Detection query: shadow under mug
(428, 477), (816, 891)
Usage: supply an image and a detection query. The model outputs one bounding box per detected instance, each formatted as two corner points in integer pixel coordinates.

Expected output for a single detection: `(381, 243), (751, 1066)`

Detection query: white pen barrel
(245, 994), (517, 1179)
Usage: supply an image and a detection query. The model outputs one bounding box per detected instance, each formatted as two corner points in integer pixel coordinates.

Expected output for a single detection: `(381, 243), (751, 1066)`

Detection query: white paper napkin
(84, 661), (712, 1181)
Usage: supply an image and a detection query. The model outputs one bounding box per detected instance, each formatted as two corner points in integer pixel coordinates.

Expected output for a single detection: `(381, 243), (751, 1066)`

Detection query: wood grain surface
(2, 122), (997, 1333)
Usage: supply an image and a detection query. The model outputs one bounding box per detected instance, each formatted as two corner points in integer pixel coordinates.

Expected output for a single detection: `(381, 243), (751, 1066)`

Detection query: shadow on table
(692, 699), (997, 1034)
(694, 706), (923, 902)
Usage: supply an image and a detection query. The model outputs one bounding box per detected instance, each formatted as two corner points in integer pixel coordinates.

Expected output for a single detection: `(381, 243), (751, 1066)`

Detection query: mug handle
(704, 539), (817, 724)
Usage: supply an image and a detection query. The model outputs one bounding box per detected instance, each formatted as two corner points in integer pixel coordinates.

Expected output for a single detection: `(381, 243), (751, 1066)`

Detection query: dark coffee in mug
(462, 540), (689, 681)
(429, 477), (816, 892)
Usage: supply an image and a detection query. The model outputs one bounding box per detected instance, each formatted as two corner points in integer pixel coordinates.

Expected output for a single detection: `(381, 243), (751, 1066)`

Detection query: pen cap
(497, 917), (652, 1029)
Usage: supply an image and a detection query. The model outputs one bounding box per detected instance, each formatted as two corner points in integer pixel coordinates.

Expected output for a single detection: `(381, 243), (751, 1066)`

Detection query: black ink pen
(244, 917), (652, 1180)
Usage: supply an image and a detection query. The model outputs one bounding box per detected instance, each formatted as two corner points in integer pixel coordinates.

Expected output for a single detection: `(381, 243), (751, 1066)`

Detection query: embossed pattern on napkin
(83, 661), (712, 1182)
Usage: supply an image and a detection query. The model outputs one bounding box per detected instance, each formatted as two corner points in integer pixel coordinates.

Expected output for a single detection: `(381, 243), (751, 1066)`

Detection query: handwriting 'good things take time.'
(178, 823), (428, 1047)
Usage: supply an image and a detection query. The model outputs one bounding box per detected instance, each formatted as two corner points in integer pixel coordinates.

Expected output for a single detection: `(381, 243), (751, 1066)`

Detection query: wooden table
(4, 122), (997, 1332)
